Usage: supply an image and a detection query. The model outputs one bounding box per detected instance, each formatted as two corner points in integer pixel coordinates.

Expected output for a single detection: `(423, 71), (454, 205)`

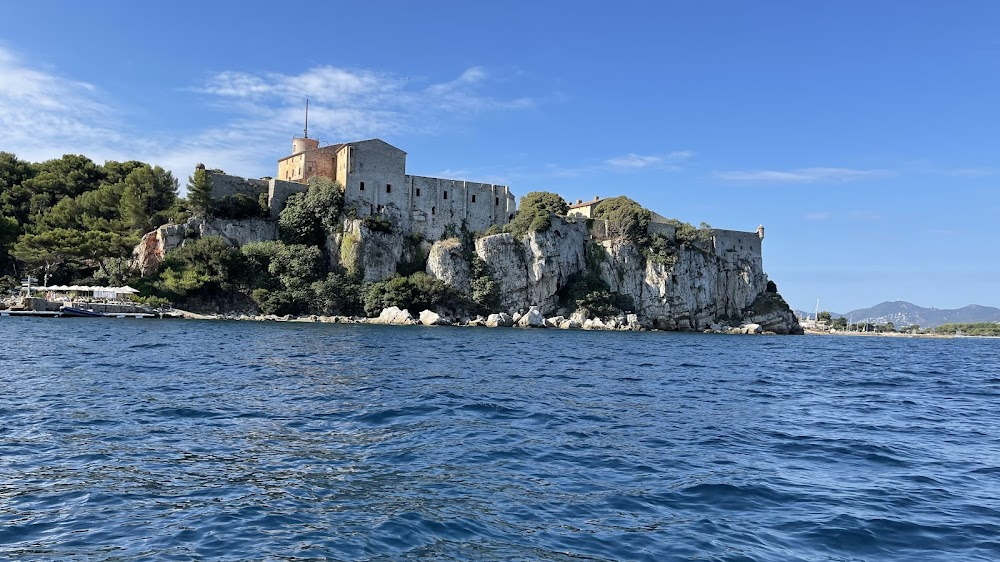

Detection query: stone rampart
(406, 175), (515, 239)
(206, 170), (269, 200)
(711, 229), (762, 260)
(267, 179), (308, 218)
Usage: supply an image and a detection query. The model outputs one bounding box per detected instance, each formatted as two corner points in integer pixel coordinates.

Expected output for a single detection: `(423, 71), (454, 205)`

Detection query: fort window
(443, 190), (448, 200)
(386, 184), (392, 193)
(360, 181), (365, 191)
(495, 197), (500, 206)
(432, 206), (436, 215)
(471, 194), (476, 203)
(415, 188), (421, 196)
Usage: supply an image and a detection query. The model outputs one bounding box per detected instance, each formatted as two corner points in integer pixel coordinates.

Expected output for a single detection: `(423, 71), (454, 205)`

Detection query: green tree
(186, 165), (213, 218)
(153, 236), (244, 297)
(278, 177), (344, 247)
(817, 310), (832, 322)
(592, 196), (651, 243)
(11, 228), (82, 285)
(119, 165), (179, 233)
(311, 273), (363, 316)
(504, 191), (567, 238)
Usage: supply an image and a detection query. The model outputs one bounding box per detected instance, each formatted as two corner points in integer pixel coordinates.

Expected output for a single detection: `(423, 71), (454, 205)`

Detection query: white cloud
(715, 167), (887, 184)
(0, 47), (122, 161)
(605, 150), (694, 170)
(0, 46), (537, 186)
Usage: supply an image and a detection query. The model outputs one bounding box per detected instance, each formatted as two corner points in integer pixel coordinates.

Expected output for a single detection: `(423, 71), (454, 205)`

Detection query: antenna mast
(303, 97), (309, 138)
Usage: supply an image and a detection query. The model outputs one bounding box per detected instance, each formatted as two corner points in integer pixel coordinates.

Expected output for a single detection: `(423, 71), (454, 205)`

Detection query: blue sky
(2, 1), (998, 312)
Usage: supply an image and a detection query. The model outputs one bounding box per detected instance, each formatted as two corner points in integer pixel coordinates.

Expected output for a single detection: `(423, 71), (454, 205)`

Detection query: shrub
(557, 271), (634, 318)
(504, 191), (567, 238)
(362, 272), (463, 316)
(592, 196), (650, 243)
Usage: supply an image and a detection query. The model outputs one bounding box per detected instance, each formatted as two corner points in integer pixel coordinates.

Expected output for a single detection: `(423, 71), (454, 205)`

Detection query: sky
(1, 1), (998, 313)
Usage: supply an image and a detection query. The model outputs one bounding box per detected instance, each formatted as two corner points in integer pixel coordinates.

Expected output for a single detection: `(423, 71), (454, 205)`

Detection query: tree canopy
(504, 191), (568, 238)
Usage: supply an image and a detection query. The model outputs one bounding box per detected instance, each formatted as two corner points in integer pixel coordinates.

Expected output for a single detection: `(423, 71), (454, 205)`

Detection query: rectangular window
(386, 184), (392, 193)
(415, 188), (421, 196)
(471, 194), (476, 203)
(495, 197), (500, 206)
(443, 190), (448, 200)
(360, 181), (365, 191)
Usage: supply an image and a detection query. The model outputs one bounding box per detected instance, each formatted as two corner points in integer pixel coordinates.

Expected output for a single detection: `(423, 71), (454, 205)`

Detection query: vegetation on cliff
(500, 191), (568, 238)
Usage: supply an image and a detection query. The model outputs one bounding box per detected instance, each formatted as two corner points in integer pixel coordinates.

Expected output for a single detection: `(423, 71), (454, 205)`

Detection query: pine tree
(186, 165), (213, 218)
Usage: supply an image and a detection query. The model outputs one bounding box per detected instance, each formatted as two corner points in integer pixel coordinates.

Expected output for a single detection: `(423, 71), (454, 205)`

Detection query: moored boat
(60, 306), (104, 318)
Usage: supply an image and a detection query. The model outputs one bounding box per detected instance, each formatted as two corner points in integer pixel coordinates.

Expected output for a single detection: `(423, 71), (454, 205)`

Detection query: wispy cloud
(194, 64), (535, 142)
(715, 167), (888, 184)
(547, 150), (696, 177)
(0, 46), (537, 185)
(0, 47), (122, 159)
(604, 150), (694, 171)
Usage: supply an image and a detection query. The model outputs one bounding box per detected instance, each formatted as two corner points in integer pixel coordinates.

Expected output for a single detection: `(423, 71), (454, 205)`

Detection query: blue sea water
(0, 318), (998, 561)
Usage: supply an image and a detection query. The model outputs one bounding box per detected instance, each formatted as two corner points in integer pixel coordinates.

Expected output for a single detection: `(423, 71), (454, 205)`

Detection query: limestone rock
(475, 216), (588, 315)
(558, 318), (582, 329)
(583, 318), (607, 331)
(426, 238), (471, 294)
(132, 217), (278, 276)
(372, 306), (415, 325)
(517, 306), (546, 328)
(486, 313), (514, 328)
(545, 315), (564, 328)
(419, 310), (449, 326)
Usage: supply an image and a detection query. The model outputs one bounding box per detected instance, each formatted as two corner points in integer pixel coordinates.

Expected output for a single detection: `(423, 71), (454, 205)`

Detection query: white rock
(486, 312), (514, 328)
(372, 306), (414, 325)
(545, 316), (564, 328)
(419, 310), (449, 326)
(517, 306), (546, 328)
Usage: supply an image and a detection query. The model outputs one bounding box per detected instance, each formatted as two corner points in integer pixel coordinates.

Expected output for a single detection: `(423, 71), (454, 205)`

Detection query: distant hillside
(797, 301), (1000, 329)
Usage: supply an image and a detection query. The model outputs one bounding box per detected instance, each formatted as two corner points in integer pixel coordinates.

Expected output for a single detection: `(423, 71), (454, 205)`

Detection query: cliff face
(474, 217), (588, 312)
(420, 216), (800, 333)
(596, 240), (770, 330)
(133, 217), (278, 276)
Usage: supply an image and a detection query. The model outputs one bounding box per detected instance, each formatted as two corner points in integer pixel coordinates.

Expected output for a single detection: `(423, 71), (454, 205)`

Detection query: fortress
(201, 135), (763, 263)
(206, 136), (516, 240)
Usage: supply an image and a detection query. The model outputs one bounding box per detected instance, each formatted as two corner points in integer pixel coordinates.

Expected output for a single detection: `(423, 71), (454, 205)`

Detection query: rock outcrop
(133, 217), (278, 276)
(474, 217), (588, 313)
(425, 238), (470, 294)
(420, 217), (800, 334)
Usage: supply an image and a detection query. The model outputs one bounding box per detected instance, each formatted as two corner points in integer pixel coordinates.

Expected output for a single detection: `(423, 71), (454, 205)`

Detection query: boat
(59, 306), (104, 318)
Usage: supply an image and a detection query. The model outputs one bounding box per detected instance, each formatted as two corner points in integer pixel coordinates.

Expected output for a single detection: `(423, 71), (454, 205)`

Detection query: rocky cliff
(473, 217), (588, 313)
(420, 216), (800, 333)
(133, 217), (278, 276)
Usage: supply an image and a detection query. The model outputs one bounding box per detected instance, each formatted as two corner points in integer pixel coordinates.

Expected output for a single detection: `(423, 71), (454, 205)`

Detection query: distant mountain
(797, 301), (1000, 329)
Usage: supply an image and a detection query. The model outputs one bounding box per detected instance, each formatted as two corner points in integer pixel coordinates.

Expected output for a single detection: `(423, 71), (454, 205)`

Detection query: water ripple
(1, 318), (999, 560)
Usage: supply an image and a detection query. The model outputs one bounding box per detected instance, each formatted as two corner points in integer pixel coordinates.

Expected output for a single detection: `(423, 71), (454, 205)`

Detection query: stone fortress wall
(204, 169), (307, 219)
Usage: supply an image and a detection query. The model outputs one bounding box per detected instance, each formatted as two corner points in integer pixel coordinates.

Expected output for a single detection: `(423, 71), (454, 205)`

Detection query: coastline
(803, 328), (954, 339)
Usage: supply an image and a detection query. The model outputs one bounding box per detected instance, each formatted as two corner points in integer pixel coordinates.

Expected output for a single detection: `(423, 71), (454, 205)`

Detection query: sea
(1, 318), (998, 561)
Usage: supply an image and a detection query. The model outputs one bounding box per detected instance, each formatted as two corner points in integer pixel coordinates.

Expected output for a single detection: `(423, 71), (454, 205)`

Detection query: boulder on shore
(372, 306), (415, 325)
(517, 306), (546, 328)
(486, 312), (514, 328)
(419, 310), (450, 326)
